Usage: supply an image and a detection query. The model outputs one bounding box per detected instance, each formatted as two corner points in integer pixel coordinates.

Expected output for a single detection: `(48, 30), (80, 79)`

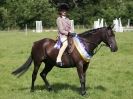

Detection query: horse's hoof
(47, 86), (52, 91)
(30, 89), (34, 92)
(81, 91), (86, 96)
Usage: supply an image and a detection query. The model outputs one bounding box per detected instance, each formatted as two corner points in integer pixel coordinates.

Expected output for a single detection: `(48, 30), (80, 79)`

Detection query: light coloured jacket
(56, 16), (71, 37)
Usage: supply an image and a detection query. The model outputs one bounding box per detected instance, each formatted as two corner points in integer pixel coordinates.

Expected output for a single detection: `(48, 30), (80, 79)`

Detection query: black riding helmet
(58, 3), (69, 11)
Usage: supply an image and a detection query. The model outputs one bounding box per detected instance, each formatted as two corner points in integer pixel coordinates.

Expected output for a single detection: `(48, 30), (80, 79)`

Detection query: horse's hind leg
(31, 61), (41, 92)
(40, 63), (54, 91)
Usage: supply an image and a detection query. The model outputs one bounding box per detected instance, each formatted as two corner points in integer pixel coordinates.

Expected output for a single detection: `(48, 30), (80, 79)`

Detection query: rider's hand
(68, 32), (76, 37)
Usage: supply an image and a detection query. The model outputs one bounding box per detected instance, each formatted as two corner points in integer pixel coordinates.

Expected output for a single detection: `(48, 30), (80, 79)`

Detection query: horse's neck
(83, 32), (103, 52)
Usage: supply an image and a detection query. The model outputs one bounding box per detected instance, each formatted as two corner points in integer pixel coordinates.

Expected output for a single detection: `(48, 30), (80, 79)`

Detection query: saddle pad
(73, 35), (91, 62)
(54, 38), (62, 49)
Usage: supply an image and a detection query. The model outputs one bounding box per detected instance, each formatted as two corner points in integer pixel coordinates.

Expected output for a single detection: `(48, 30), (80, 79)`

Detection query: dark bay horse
(12, 26), (118, 95)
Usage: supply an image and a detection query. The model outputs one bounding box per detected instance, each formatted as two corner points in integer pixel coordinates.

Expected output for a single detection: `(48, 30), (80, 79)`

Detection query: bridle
(77, 27), (115, 55)
(78, 35), (107, 55)
(104, 28), (114, 48)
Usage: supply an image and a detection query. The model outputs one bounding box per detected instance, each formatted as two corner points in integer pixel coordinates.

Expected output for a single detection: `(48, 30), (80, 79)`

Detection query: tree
(0, 0), (133, 29)
(6, 0), (56, 29)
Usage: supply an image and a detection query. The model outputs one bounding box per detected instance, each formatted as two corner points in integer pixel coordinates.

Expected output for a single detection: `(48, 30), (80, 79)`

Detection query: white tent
(94, 18), (104, 29)
(113, 18), (123, 32)
(99, 18), (104, 28)
(127, 19), (130, 28)
(36, 21), (43, 33)
(119, 18), (123, 32)
(70, 20), (74, 32)
(94, 19), (100, 29)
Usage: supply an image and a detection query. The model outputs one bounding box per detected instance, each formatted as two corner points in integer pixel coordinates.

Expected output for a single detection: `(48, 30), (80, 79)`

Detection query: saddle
(55, 36), (91, 64)
(55, 36), (89, 54)
(54, 36), (75, 66)
(63, 36), (91, 63)
(55, 36), (75, 54)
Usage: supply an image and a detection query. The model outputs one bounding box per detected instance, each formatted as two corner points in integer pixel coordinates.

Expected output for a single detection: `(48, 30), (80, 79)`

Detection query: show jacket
(56, 16), (71, 37)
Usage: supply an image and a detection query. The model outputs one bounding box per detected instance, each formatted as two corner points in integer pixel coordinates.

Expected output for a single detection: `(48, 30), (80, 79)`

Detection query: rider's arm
(56, 18), (69, 36)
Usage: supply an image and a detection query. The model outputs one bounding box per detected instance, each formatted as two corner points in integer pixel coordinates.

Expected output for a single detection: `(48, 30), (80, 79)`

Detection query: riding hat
(58, 3), (69, 11)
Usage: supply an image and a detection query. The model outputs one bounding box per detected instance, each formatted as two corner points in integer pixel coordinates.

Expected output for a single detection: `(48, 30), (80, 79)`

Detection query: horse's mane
(78, 27), (106, 37)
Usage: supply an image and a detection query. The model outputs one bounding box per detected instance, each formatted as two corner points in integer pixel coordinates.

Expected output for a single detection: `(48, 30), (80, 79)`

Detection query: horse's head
(102, 25), (118, 52)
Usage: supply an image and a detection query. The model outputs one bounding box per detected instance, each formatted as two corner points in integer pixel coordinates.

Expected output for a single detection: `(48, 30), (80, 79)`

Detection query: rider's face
(60, 10), (67, 16)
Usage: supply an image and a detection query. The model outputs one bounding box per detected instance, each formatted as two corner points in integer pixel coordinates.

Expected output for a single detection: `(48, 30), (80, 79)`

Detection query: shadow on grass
(51, 83), (89, 93)
(18, 83), (107, 94)
(94, 85), (107, 91)
(18, 83), (86, 94)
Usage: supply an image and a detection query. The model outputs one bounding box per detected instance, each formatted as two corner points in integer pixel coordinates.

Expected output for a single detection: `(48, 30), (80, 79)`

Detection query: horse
(12, 26), (118, 95)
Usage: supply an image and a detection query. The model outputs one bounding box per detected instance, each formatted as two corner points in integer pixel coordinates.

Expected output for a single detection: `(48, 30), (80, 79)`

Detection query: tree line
(0, 0), (133, 30)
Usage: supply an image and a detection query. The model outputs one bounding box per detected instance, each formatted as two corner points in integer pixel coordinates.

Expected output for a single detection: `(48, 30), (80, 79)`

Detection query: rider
(56, 3), (76, 66)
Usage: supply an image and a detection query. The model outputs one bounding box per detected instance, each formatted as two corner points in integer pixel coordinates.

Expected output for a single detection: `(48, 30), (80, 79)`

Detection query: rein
(85, 40), (107, 55)
(78, 37), (107, 55)
(93, 44), (106, 54)
(78, 28), (109, 56)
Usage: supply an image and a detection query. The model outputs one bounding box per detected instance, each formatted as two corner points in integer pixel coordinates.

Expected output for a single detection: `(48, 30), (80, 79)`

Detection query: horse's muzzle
(110, 44), (118, 52)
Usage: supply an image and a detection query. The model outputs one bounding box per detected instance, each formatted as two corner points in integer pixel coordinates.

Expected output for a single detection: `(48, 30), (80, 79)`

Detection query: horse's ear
(111, 24), (115, 29)
(107, 24), (114, 29)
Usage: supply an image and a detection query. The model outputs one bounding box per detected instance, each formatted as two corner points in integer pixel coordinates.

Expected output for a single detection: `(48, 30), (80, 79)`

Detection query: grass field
(0, 30), (133, 99)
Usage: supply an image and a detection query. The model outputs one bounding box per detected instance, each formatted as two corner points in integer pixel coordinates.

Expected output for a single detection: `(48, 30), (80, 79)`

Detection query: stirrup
(56, 62), (63, 66)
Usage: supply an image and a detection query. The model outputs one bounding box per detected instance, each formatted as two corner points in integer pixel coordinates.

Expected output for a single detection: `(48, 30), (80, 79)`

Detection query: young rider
(56, 3), (76, 66)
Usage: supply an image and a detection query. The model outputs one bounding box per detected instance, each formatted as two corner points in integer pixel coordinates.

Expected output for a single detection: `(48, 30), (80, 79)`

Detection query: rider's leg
(56, 40), (68, 63)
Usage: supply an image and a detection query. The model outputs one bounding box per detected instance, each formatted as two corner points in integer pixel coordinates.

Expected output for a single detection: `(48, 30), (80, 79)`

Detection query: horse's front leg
(77, 62), (86, 95)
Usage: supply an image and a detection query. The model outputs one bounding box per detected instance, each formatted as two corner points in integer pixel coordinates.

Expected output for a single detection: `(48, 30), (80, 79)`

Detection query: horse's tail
(12, 55), (32, 77)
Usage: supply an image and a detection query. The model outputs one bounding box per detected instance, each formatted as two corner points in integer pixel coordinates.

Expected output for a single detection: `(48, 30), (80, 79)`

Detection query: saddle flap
(67, 36), (75, 54)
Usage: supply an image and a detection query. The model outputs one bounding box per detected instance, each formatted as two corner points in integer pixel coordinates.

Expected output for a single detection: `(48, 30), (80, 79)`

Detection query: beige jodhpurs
(56, 36), (68, 62)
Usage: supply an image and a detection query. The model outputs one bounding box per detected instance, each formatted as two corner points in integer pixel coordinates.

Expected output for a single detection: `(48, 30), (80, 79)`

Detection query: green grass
(0, 30), (133, 99)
